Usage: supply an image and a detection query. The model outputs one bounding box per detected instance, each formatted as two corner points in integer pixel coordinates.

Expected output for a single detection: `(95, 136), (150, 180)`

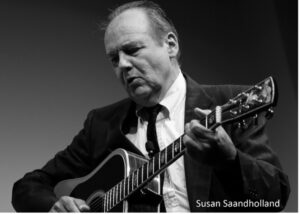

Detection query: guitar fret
(103, 193), (106, 212)
(172, 142), (174, 158)
(108, 190), (111, 210)
(119, 182), (123, 201)
(179, 136), (184, 152)
(134, 170), (139, 188)
(160, 148), (166, 167)
(207, 112), (215, 128)
(152, 158), (155, 173)
(116, 184), (119, 204)
(141, 165), (144, 183)
(127, 176), (130, 195)
(158, 152), (161, 168)
(166, 144), (172, 163)
(113, 187), (115, 207)
(138, 167), (143, 185)
(154, 154), (159, 172)
(110, 190), (113, 210)
(106, 191), (109, 211)
(125, 177), (128, 197)
(117, 183), (122, 203)
(164, 148), (167, 165)
(129, 174), (133, 193)
(174, 139), (180, 156)
(106, 192), (109, 210)
(143, 163), (147, 181)
(148, 159), (153, 177)
(131, 172), (134, 190)
(122, 179), (125, 199)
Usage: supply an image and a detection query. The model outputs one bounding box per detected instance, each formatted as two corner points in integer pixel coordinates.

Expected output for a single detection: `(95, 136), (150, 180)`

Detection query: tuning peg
(254, 85), (263, 90)
(242, 120), (248, 129)
(229, 99), (237, 104)
(242, 104), (250, 110)
(265, 108), (274, 119)
(230, 110), (238, 115)
(253, 114), (258, 125)
(237, 122), (241, 129)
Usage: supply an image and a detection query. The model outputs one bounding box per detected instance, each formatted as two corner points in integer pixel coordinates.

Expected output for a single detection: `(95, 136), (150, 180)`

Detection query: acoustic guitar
(54, 77), (277, 212)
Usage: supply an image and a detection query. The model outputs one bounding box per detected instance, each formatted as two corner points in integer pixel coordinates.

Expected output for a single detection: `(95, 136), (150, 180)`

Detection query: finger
(185, 122), (199, 142)
(183, 134), (213, 162)
(189, 122), (217, 142)
(183, 134), (204, 151)
(61, 197), (81, 212)
(74, 199), (90, 212)
(194, 108), (211, 118)
(50, 201), (67, 212)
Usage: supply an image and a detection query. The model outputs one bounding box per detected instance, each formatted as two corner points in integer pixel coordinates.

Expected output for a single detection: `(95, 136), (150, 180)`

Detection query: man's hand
(49, 196), (90, 212)
(183, 108), (237, 166)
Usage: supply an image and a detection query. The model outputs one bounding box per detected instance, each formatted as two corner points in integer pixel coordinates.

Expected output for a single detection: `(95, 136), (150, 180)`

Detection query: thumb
(194, 108), (211, 118)
(74, 199), (90, 212)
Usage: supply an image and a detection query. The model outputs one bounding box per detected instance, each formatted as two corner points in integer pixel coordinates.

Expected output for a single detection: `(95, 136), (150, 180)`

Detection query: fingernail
(79, 205), (90, 212)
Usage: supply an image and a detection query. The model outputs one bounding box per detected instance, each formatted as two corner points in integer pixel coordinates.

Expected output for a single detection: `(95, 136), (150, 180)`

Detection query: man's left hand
(183, 108), (237, 167)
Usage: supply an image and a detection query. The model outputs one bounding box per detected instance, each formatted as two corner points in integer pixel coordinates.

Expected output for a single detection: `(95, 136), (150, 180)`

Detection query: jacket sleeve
(215, 111), (290, 211)
(12, 110), (96, 212)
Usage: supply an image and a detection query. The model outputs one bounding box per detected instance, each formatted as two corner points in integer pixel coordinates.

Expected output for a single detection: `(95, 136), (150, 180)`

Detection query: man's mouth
(127, 77), (139, 84)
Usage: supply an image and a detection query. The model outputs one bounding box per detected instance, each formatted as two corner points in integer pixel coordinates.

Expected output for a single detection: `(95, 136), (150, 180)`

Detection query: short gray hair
(102, 0), (180, 59)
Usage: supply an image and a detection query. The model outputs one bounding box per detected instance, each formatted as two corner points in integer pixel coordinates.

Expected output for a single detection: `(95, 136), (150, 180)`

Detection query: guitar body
(54, 149), (161, 212)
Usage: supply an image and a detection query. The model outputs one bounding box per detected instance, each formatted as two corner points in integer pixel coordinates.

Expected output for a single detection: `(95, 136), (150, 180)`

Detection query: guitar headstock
(206, 77), (277, 129)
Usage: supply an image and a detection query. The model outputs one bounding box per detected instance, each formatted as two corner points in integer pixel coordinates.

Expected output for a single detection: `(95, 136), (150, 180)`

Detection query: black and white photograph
(0, 0), (297, 212)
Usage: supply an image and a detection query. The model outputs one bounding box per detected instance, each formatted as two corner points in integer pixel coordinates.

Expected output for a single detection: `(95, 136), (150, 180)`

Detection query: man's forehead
(104, 8), (154, 52)
(106, 8), (150, 34)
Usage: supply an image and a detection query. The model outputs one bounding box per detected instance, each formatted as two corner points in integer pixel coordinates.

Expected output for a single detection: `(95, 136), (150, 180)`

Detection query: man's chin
(129, 91), (156, 106)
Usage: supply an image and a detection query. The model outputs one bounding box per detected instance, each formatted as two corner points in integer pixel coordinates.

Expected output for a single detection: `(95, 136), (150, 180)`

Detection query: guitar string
(88, 136), (186, 211)
(87, 135), (188, 211)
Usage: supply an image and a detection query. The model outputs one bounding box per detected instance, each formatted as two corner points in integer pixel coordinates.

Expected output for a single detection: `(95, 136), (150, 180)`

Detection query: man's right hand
(49, 196), (90, 212)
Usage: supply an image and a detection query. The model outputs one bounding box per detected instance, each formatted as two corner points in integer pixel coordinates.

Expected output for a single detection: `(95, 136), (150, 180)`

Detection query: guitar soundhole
(71, 155), (126, 211)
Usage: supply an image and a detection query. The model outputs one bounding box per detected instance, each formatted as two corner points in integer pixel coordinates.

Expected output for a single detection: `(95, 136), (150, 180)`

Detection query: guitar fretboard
(88, 135), (186, 212)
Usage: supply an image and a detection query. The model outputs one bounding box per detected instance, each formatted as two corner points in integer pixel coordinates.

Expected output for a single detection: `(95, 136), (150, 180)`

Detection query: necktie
(144, 104), (166, 212)
(144, 104), (162, 157)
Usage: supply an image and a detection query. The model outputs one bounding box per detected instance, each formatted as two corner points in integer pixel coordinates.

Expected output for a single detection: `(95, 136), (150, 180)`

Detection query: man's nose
(118, 52), (132, 72)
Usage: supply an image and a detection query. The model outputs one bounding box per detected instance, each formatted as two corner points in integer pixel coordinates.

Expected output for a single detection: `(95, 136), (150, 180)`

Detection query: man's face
(104, 9), (176, 106)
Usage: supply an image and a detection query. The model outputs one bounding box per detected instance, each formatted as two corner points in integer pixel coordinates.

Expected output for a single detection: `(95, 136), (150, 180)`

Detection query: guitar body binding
(54, 149), (161, 212)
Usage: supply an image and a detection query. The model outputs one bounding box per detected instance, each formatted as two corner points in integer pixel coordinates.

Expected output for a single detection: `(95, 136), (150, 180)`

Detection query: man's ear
(165, 32), (179, 58)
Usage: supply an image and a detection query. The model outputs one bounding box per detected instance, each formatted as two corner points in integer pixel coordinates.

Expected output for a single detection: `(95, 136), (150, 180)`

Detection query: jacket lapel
(107, 99), (144, 156)
(184, 75), (215, 211)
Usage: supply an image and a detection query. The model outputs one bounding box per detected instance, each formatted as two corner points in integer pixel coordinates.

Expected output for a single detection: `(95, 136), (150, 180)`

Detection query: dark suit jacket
(12, 75), (290, 212)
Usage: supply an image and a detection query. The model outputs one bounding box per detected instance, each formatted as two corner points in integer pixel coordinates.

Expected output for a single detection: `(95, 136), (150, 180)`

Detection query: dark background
(0, 0), (297, 211)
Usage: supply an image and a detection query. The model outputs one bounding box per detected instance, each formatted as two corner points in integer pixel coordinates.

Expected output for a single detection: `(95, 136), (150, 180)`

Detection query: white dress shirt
(126, 72), (190, 212)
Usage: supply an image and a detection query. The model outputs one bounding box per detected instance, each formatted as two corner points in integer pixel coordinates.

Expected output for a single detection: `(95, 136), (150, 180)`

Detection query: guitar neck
(90, 116), (213, 212)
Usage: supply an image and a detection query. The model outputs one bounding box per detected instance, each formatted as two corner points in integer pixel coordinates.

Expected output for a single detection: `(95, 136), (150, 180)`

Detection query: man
(12, 1), (290, 212)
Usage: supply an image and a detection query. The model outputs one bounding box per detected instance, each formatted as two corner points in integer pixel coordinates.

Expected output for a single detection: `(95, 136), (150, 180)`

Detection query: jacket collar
(183, 74), (214, 211)
(184, 74), (214, 123)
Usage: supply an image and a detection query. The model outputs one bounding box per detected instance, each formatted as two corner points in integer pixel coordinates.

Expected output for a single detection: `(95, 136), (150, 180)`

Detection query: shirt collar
(160, 71), (186, 120)
(136, 71), (186, 121)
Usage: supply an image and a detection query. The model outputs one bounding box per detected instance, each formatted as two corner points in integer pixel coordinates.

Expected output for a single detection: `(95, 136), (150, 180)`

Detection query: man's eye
(125, 47), (140, 55)
(110, 56), (119, 66)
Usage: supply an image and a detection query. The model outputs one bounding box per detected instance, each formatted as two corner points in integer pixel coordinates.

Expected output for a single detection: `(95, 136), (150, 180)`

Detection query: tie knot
(143, 104), (162, 122)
